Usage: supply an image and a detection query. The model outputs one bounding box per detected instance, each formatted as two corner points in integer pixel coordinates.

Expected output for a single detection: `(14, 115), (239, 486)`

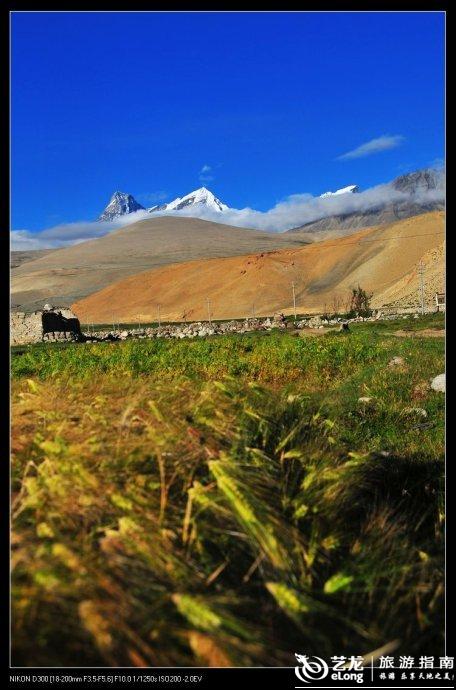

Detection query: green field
(11, 317), (445, 666)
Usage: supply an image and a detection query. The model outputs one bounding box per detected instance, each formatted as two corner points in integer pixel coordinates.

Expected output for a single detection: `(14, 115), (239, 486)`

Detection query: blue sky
(12, 11), (444, 233)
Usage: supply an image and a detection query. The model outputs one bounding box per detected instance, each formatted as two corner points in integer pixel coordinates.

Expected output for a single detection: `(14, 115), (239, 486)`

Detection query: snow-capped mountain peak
(149, 187), (228, 214)
(320, 184), (359, 198)
(98, 191), (145, 222)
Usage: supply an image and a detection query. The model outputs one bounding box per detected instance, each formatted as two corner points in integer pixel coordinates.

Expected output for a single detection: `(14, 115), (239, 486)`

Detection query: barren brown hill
(10, 248), (58, 269)
(371, 239), (445, 311)
(11, 216), (310, 312)
(72, 211), (445, 323)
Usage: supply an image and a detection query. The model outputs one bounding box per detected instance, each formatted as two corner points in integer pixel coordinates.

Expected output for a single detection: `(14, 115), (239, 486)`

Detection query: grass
(349, 311), (445, 334)
(12, 331), (386, 382)
(11, 322), (445, 667)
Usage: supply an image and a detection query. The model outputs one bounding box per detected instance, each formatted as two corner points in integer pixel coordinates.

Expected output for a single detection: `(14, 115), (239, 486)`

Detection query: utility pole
(157, 304), (161, 327)
(206, 298), (212, 325)
(418, 261), (425, 315)
(291, 281), (297, 321)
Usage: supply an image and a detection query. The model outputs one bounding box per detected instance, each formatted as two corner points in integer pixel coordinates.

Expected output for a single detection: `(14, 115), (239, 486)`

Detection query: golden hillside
(72, 212), (445, 323)
(11, 216), (310, 312)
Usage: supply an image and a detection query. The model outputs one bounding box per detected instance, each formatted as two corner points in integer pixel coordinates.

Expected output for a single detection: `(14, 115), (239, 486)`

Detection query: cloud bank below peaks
(11, 211), (153, 251)
(11, 173), (445, 250)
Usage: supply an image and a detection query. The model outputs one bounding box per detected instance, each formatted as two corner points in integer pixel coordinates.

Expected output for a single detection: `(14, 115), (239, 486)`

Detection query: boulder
(402, 407), (428, 418)
(273, 312), (286, 324)
(388, 356), (405, 368)
(431, 374), (445, 393)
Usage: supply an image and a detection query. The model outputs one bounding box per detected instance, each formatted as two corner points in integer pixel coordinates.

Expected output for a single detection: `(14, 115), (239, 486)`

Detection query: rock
(412, 381), (431, 401)
(358, 396), (374, 404)
(372, 450), (392, 458)
(388, 356), (405, 368)
(308, 315), (323, 328)
(402, 407), (428, 418)
(431, 373), (445, 393)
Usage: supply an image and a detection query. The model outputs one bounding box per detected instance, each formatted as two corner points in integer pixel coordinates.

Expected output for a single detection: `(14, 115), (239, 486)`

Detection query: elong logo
(294, 654), (329, 683)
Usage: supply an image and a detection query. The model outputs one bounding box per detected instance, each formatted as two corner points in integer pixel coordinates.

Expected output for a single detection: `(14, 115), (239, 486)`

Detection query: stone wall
(10, 307), (82, 345)
(80, 309), (440, 344)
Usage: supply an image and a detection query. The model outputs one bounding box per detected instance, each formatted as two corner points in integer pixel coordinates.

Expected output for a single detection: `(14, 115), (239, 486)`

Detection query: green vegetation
(11, 322), (445, 666)
(351, 311), (445, 333)
(12, 331), (387, 382)
(348, 284), (373, 318)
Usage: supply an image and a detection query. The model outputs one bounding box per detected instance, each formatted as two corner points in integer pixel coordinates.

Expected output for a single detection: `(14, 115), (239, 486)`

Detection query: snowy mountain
(97, 187), (228, 222)
(98, 192), (145, 222)
(149, 187), (228, 213)
(286, 169), (444, 234)
(320, 184), (359, 198)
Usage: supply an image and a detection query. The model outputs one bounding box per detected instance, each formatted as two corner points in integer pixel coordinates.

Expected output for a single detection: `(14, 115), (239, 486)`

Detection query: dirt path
(391, 329), (445, 338)
(295, 327), (335, 337)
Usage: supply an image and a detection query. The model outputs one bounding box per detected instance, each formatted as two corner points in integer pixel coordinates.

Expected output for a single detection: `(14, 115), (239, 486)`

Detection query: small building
(10, 305), (82, 345)
(435, 293), (445, 312)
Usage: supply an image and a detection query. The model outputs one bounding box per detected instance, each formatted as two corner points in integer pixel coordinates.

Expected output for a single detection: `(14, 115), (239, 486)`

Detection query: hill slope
(72, 212), (444, 323)
(10, 249), (57, 269)
(11, 217), (310, 312)
(286, 200), (444, 236)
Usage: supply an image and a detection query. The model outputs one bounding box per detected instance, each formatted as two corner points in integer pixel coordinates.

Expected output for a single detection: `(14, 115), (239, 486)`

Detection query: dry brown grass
(11, 347), (445, 666)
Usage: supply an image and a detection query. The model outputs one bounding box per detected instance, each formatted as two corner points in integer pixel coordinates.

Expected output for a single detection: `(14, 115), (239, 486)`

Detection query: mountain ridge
(286, 168), (444, 234)
(149, 186), (228, 213)
(98, 191), (145, 221)
(97, 186), (228, 221)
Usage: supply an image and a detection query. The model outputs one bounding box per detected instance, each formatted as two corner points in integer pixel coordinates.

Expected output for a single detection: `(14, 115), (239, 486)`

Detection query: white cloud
(11, 210), (152, 250)
(429, 157), (445, 171)
(10, 230), (53, 251)
(337, 135), (405, 160)
(136, 190), (168, 204)
(11, 171), (444, 249)
(171, 182), (443, 232)
(199, 164), (215, 183)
